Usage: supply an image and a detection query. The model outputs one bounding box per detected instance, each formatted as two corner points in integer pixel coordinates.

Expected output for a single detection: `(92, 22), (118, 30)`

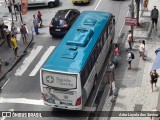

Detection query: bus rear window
(42, 71), (77, 89)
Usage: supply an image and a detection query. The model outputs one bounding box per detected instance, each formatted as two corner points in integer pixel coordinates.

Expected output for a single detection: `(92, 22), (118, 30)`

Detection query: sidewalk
(99, 0), (160, 120)
(0, 12), (33, 87)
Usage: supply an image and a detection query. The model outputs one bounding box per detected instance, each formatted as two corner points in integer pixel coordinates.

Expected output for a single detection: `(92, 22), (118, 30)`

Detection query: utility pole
(12, 0), (17, 21)
(9, 0), (14, 23)
(17, 3), (23, 23)
(129, 0), (134, 41)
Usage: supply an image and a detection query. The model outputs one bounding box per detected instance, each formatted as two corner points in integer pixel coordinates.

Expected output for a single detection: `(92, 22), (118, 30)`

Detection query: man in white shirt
(127, 52), (132, 69)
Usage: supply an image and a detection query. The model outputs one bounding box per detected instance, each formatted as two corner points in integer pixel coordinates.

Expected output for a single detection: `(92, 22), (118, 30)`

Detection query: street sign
(20, 0), (28, 15)
(125, 17), (138, 26)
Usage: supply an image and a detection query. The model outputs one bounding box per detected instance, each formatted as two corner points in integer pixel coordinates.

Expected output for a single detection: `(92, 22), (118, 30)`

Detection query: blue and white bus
(40, 11), (115, 110)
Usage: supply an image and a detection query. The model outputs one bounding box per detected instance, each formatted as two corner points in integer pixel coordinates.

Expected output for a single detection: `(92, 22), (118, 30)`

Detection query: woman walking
(37, 11), (43, 27)
(143, 0), (148, 11)
(150, 70), (159, 92)
(11, 34), (19, 58)
(139, 40), (145, 60)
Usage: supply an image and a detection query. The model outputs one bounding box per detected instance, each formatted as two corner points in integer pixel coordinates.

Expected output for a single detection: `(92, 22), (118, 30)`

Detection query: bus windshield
(42, 70), (77, 89)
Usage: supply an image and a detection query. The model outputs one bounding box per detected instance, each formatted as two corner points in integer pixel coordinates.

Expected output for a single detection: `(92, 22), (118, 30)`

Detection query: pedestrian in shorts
(127, 51), (132, 70)
(139, 40), (145, 61)
(151, 6), (159, 30)
(150, 70), (159, 92)
(11, 34), (19, 58)
(127, 30), (132, 50)
(20, 24), (27, 43)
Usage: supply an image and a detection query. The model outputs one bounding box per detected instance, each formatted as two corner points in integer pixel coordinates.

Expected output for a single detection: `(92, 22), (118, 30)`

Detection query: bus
(40, 11), (115, 110)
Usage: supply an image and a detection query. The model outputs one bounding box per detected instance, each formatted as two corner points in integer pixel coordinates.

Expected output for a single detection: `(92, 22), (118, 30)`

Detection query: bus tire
(93, 75), (98, 88)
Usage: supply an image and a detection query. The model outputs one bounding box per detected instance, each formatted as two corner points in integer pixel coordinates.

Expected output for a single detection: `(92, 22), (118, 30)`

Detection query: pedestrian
(5, 0), (12, 13)
(10, 34), (19, 58)
(37, 11), (43, 27)
(20, 24), (27, 43)
(109, 60), (115, 73)
(32, 15), (39, 35)
(108, 69), (115, 96)
(11, 22), (17, 38)
(143, 0), (148, 11)
(114, 43), (119, 57)
(108, 61), (117, 102)
(127, 30), (132, 50)
(150, 70), (159, 92)
(151, 6), (159, 30)
(127, 51), (132, 70)
(139, 40), (145, 60)
(150, 107), (159, 120)
(3, 25), (11, 48)
(140, 0), (143, 11)
(0, 58), (3, 75)
(113, 44), (120, 65)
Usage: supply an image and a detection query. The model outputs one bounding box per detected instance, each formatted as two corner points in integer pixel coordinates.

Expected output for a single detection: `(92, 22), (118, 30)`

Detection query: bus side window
(105, 28), (108, 39)
(88, 59), (92, 73)
(108, 24), (110, 35)
(101, 36), (104, 45)
(91, 52), (95, 68)
(104, 31), (107, 41)
(94, 45), (98, 60)
(81, 72), (85, 87)
(84, 65), (89, 82)
(100, 37), (103, 48)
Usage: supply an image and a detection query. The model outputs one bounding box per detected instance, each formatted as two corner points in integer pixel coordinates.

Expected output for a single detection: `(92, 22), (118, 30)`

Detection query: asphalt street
(0, 0), (131, 119)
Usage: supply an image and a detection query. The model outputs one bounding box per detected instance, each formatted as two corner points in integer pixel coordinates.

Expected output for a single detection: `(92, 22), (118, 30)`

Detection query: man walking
(5, 0), (12, 13)
(151, 6), (159, 30)
(32, 15), (39, 35)
(20, 24), (27, 43)
(3, 25), (11, 48)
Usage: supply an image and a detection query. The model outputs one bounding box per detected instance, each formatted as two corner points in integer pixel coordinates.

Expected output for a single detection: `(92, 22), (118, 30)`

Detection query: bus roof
(42, 11), (112, 73)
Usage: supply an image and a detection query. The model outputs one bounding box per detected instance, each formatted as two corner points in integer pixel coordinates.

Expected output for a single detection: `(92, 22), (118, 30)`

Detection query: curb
(0, 29), (33, 88)
(0, 39), (6, 47)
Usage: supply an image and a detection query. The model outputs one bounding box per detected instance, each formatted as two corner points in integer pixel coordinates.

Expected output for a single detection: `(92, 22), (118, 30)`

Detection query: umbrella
(151, 48), (160, 71)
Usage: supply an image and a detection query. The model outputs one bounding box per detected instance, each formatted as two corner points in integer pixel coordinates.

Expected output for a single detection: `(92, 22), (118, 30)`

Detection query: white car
(14, 0), (59, 9)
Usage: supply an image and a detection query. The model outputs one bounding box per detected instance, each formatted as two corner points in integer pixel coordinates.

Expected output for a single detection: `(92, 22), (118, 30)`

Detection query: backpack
(130, 52), (134, 59)
(151, 9), (159, 18)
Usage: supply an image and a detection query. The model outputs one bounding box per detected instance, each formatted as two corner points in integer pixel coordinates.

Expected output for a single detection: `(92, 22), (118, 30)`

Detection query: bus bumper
(44, 101), (82, 110)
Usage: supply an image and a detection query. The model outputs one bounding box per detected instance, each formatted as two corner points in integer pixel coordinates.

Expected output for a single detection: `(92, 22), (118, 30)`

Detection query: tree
(135, 0), (140, 26)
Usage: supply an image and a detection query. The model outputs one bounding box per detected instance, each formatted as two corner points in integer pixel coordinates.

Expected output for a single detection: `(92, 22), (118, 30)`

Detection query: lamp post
(129, 0), (134, 41)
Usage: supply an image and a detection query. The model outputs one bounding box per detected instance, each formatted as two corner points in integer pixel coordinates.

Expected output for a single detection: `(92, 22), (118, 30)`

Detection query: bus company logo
(2, 112), (12, 117)
(46, 76), (54, 83)
(64, 95), (68, 99)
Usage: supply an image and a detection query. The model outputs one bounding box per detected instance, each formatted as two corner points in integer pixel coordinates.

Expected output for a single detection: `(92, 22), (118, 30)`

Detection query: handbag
(112, 81), (116, 91)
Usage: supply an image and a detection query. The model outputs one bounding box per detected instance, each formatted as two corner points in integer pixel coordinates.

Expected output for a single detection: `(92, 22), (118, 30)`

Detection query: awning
(151, 48), (160, 71)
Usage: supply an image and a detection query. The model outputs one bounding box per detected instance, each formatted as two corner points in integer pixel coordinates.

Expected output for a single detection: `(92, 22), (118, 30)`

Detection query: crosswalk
(14, 46), (55, 77)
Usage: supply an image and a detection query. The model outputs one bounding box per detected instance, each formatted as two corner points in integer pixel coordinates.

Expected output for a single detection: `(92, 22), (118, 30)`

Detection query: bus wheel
(93, 75), (98, 88)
